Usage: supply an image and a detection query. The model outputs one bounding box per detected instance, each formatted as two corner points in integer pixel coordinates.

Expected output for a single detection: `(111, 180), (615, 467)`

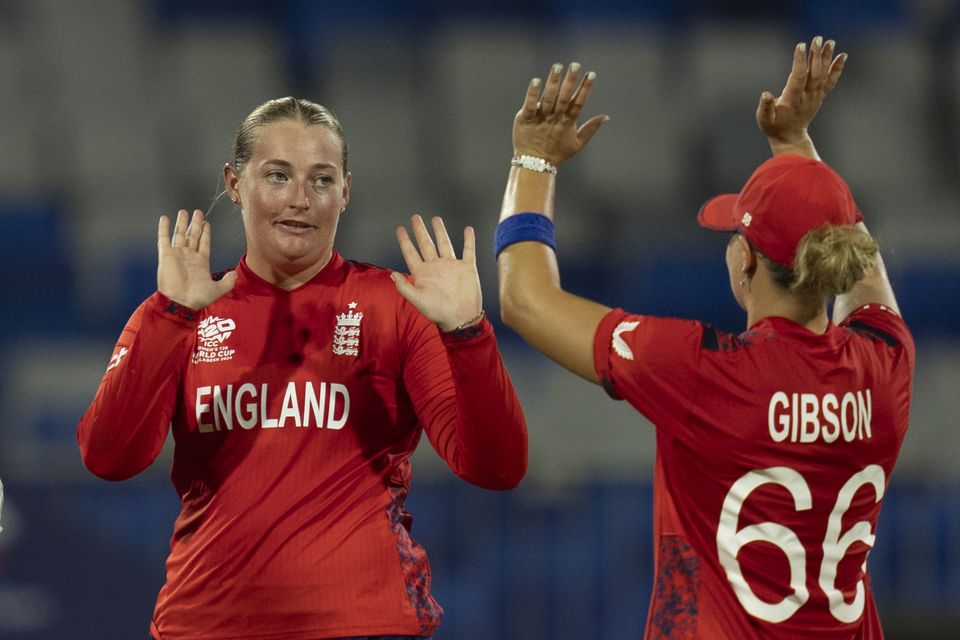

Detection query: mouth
(274, 220), (317, 233)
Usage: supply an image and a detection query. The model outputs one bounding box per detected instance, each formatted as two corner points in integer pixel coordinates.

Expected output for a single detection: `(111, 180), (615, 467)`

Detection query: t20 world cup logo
(197, 316), (236, 347)
(193, 316), (238, 364)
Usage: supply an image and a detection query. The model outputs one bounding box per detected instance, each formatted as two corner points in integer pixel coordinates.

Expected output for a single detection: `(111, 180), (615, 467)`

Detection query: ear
(734, 234), (757, 276)
(340, 171), (352, 211)
(224, 163), (241, 204)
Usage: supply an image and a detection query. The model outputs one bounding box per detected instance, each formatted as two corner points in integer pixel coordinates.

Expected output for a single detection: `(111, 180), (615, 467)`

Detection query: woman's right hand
(157, 209), (236, 310)
(512, 63), (608, 166)
(756, 36), (846, 158)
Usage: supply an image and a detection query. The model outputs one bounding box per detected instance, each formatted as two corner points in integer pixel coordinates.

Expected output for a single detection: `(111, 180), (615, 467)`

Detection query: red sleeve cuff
(593, 308), (630, 401)
(440, 315), (494, 346)
(145, 292), (202, 326)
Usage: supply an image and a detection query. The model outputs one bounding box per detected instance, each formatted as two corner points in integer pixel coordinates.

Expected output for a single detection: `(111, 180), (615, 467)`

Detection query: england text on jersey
(767, 389), (872, 444)
(195, 381), (350, 432)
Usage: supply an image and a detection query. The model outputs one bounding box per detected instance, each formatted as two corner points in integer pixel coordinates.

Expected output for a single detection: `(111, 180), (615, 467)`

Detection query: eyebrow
(262, 159), (338, 171)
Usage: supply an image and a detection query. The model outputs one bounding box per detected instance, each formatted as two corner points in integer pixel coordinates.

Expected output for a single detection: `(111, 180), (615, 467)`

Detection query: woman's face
(227, 120), (351, 278)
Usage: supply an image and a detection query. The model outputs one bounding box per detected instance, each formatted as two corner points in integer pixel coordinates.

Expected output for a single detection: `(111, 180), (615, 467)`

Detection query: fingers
(216, 270), (238, 296)
(556, 62), (581, 114)
(167, 208), (207, 250)
(461, 226), (476, 264)
(397, 215), (472, 267)
(576, 114), (609, 147)
(160, 209), (209, 256)
(198, 218), (212, 258)
(431, 216), (455, 258)
(539, 63), (563, 114)
(823, 52), (847, 95)
(520, 77), (542, 119)
(807, 36), (846, 100)
(756, 91), (776, 130)
(410, 214), (439, 260)
(158, 215), (171, 252)
(171, 209), (189, 247)
(522, 62), (597, 125)
(780, 41), (808, 101)
(782, 37), (844, 104)
(808, 36), (826, 87)
(185, 209), (205, 250)
(820, 38), (836, 78)
(395, 225), (422, 271)
(807, 36), (839, 92)
(569, 70), (597, 120)
(390, 271), (418, 305)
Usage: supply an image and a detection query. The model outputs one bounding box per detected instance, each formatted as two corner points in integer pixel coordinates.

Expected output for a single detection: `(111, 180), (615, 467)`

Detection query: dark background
(1, 1), (958, 638)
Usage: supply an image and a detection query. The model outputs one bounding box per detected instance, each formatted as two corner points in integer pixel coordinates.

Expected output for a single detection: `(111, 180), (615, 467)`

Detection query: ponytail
(761, 225), (879, 305)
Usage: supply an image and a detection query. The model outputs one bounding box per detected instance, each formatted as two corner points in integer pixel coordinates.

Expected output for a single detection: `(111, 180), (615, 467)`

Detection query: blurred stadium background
(0, 1), (958, 638)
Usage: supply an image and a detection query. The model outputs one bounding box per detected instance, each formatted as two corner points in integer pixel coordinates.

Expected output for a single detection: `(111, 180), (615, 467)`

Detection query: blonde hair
(233, 97), (348, 175)
(762, 225), (879, 305)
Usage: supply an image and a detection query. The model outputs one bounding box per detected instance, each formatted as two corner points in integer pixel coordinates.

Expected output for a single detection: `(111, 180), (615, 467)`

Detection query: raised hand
(391, 215), (483, 333)
(757, 36), (847, 156)
(157, 209), (236, 310)
(513, 63), (609, 165)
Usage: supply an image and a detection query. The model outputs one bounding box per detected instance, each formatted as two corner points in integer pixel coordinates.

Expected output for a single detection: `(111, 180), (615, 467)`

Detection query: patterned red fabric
(78, 253), (527, 639)
(387, 498), (444, 635)
(595, 304), (913, 639)
(649, 536), (700, 639)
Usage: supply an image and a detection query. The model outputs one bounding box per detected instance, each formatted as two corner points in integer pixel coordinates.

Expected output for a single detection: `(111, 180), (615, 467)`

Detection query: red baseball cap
(697, 154), (862, 269)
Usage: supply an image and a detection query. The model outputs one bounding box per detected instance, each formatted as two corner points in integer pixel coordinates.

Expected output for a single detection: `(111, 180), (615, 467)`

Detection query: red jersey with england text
(593, 305), (914, 639)
(77, 252), (527, 639)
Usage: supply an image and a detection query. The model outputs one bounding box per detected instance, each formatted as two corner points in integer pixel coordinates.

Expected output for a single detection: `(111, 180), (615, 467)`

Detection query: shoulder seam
(845, 320), (900, 348)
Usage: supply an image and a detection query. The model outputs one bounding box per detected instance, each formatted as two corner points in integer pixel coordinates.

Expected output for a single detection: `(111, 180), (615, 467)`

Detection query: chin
(277, 241), (330, 267)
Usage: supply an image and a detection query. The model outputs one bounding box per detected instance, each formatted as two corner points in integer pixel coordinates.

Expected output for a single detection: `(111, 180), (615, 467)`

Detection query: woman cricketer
(496, 37), (912, 639)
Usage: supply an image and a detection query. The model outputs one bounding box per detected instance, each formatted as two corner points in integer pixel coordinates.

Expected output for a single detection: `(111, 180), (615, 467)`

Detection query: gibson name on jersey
(768, 389), (872, 444)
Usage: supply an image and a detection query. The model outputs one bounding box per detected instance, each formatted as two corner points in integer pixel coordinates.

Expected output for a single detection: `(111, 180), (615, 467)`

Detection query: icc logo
(197, 316), (237, 347)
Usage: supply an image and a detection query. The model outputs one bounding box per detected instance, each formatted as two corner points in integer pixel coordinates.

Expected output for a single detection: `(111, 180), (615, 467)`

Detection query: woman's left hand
(513, 63), (608, 166)
(392, 215), (483, 332)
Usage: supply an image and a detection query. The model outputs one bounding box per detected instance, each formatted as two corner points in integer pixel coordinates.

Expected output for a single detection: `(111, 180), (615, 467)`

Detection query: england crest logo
(333, 302), (362, 357)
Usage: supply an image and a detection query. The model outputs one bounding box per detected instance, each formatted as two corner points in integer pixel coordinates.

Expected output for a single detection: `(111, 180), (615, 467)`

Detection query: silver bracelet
(511, 154), (558, 175)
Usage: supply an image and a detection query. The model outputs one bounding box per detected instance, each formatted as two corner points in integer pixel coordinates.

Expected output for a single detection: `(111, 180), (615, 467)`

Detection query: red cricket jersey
(594, 304), (914, 639)
(77, 253), (527, 639)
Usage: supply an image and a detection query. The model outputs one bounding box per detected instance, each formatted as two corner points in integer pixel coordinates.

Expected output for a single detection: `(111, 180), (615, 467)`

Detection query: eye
(266, 171), (288, 183)
(313, 175), (334, 188)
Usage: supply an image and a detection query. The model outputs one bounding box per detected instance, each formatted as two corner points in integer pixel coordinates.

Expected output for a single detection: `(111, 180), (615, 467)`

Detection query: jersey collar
(745, 315), (850, 352)
(235, 251), (347, 296)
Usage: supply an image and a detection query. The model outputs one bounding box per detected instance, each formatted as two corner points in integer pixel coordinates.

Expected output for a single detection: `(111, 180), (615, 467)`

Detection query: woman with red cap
(495, 38), (912, 638)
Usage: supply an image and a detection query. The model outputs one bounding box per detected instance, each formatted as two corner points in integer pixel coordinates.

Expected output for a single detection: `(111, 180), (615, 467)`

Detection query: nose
(290, 179), (310, 210)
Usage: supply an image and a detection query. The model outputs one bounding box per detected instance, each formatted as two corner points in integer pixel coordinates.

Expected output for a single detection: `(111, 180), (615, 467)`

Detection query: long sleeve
(401, 308), (528, 490)
(77, 292), (197, 481)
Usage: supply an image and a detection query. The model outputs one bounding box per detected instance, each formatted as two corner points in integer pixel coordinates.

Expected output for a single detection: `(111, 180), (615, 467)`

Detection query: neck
(744, 272), (829, 334)
(245, 250), (333, 291)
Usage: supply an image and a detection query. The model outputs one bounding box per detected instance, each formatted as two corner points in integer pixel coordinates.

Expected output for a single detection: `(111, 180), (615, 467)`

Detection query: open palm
(391, 215), (482, 332)
(157, 209), (236, 310)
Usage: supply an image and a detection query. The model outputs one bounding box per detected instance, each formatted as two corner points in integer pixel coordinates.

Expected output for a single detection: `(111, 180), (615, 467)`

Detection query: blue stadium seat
(0, 200), (78, 336)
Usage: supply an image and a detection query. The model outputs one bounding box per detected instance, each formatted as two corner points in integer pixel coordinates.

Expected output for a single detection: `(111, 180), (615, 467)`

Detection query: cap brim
(697, 193), (739, 232)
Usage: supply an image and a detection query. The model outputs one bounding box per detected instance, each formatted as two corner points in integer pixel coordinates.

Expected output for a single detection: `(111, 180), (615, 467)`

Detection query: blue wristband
(494, 212), (556, 259)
